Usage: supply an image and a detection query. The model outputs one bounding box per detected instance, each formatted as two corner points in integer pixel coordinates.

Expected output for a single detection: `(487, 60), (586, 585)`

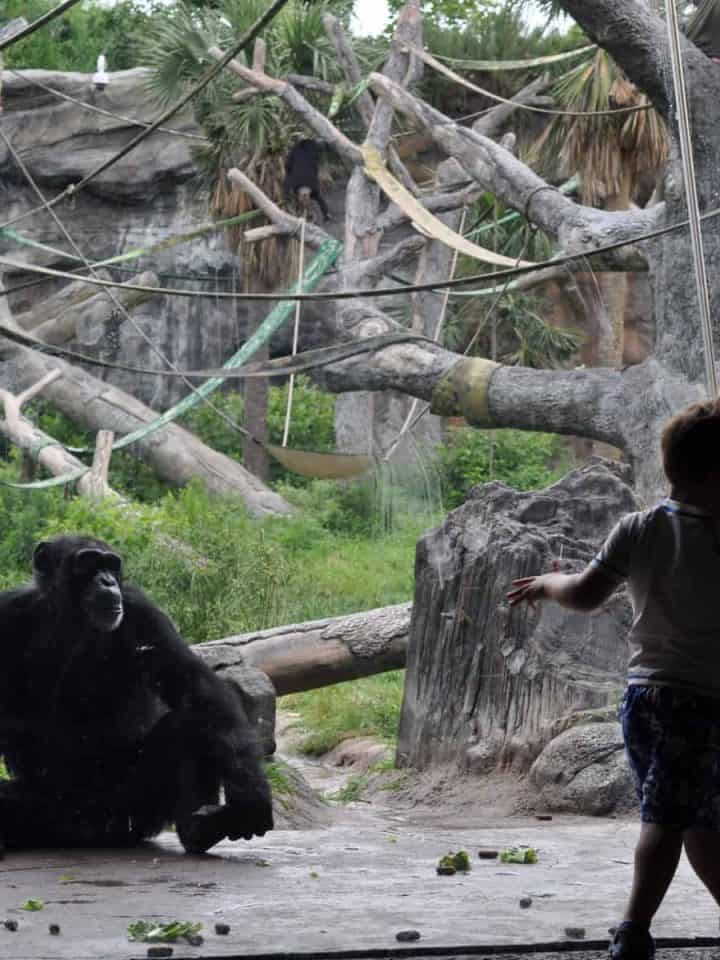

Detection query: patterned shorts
(621, 684), (720, 830)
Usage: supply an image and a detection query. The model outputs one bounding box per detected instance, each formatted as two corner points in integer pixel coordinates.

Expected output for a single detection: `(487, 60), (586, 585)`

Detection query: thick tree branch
(343, 236), (426, 288)
(377, 185), (480, 232)
(208, 46), (361, 165)
(323, 12), (418, 196)
(558, 0), (706, 117)
(368, 72), (664, 262)
(472, 75), (553, 139)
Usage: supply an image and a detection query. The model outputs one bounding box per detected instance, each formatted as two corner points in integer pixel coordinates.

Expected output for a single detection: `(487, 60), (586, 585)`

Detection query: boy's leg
(684, 828), (720, 905)
(623, 823), (684, 925)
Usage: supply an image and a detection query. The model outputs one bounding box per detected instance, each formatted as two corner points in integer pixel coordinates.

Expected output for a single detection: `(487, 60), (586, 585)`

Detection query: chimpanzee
(0, 535), (273, 855)
(284, 138), (330, 221)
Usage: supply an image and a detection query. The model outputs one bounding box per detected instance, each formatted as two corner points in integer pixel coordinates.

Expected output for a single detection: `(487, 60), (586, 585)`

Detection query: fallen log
(196, 602), (411, 696)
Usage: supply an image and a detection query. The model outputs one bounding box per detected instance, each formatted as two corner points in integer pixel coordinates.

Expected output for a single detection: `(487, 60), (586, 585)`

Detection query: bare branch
(286, 74), (335, 95)
(15, 368), (62, 412)
(368, 71), (664, 259)
(378, 185), (480, 232)
(226, 167), (331, 247)
(343, 236), (426, 288)
(472, 75), (552, 139)
(209, 46), (361, 165)
(323, 13), (418, 196)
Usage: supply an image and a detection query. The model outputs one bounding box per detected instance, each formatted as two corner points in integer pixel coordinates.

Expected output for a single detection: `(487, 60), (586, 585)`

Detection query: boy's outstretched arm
(507, 561), (619, 612)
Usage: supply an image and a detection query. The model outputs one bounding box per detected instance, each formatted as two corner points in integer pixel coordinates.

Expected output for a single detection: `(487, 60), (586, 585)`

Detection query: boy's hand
(507, 561), (560, 609)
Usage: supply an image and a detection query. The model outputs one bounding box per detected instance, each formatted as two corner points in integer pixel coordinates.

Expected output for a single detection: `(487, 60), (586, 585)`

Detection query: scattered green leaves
(21, 900), (44, 912)
(127, 920), (203, 943)
(438, 851), (471, 872)
(499, 847), (538, 864)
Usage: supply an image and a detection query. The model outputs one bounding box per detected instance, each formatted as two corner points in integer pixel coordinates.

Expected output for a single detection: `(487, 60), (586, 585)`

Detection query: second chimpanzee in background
(284, 138), (330, 221)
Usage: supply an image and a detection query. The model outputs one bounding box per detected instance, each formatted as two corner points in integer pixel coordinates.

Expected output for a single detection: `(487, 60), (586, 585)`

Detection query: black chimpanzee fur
(284, 138), (330, 221)
(0, 535), (273, 855)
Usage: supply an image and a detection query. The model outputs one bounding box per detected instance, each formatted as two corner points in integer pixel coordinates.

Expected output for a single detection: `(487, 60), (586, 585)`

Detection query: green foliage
(330, 773), (370, 803)
(178, 377), (336, 486)
(283, 670), (405, 756)
(435, 427), (570, 508)
(3, 0), (160, 71)
(0, 760), (7, 780)
(21, 900), (44, 912)
(140, 0), (362, 159)
(127, 920), (203, 944)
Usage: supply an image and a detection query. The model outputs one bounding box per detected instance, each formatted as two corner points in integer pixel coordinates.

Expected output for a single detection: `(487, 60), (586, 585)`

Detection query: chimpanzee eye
(104, 553), (122, 576)
(73, 549), (102, 576)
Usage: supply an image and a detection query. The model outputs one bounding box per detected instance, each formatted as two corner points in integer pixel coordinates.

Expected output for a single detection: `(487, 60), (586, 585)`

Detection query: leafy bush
(3, 0), (161, 71)
(179, 377), (336, 486)
(436, 426), (570, 508)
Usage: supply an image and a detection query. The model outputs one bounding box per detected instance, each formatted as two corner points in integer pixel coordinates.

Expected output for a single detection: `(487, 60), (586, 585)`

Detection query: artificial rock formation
(397, 458), (638, 774)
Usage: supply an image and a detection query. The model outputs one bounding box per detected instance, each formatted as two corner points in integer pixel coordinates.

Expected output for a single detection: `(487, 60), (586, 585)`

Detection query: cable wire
(0, 0), (292, 234)
(7, 67), (209, 142)
(665, 0), (717, 397)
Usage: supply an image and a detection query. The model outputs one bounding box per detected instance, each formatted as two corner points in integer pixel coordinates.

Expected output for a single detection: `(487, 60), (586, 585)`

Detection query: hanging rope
(428, 44), (597, 72)
(405, 44), (653, 119)
(282, 218), (307, 448)
(384, 206), (468, 463)
(665, 0), (718, 397)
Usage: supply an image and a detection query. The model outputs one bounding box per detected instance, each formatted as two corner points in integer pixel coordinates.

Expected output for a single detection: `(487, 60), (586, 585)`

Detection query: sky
(352, 1), (562, 36)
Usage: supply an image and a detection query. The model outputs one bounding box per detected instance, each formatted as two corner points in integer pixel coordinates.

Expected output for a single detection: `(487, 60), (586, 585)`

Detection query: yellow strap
(265, 444), (373, 479)
(362, 144), (537, 269)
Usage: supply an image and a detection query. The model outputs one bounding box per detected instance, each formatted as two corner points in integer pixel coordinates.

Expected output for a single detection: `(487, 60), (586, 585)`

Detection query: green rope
(0, 210), (261, 281)
(1, 237), (343, 488)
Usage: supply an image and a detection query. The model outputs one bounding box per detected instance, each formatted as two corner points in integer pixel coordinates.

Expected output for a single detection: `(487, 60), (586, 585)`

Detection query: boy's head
(662, 398), (720, 492)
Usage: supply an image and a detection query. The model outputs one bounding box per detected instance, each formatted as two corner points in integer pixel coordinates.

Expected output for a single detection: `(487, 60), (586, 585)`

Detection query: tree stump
(397, 459), (638, 773)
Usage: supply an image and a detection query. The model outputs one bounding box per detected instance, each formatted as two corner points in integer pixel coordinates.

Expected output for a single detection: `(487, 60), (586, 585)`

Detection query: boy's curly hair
(661, 398), (720, 488)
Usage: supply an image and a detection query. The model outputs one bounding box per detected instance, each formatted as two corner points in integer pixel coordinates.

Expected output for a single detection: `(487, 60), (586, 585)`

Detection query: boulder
(0, 68), (334, 409)
(193, 646), (276, 758)
(397, 458), (639, 774)
(529, 721), (637, 815)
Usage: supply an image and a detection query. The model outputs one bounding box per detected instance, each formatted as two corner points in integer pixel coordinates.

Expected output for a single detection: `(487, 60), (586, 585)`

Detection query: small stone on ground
(396, 930), (421, 942)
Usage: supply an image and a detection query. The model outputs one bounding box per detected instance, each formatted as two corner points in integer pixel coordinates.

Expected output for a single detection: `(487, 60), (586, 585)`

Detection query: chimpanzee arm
(126, 588), (267, 791)
(0, 587), (35, 755)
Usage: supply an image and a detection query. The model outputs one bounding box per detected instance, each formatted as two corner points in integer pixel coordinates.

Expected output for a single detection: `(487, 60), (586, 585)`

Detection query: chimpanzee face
(33, 536), (125, 633)
(73, 548), (124, 633)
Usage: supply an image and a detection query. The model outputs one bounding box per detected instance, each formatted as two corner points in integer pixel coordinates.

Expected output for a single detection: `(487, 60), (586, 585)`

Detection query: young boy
(507, 398), (720, 960)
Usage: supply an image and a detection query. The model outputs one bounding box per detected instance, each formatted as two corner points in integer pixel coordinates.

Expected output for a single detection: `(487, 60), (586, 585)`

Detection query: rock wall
(397, 459), (639, 774)
(0, 68), (335, 410)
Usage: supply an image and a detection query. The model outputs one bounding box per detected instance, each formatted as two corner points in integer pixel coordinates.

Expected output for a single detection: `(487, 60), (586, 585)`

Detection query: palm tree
(532, 49), (668, 368)
(140, 0), (361, 479)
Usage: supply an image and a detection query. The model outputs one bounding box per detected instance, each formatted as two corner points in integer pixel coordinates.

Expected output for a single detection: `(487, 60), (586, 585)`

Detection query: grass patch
(282, 671), (405, 756)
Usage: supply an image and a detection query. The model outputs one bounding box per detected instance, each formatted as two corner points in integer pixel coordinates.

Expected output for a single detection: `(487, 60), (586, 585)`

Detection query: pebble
(146, 948), (173, 959)
(186, 933), (204, 946)
(478, 849), (499, 859)
(519, 897), (533, 909)
(3, 920), (18, 932)
(436, 865), (456, 875)
(214, 923), (231, 935)
(565, 927), (586, 939)
(49, 924), (61, 935)
(396, 930), (421, 942)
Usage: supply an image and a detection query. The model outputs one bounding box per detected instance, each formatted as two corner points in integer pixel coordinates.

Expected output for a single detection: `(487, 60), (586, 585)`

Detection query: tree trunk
(0, 304), (293, 516)
(196, 602), (411, 696)
(397, 460), (636, 773)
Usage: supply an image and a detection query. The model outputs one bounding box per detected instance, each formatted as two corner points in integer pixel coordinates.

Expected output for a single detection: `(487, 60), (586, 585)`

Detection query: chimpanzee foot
(177, 798), (274, 853)
(177, 804), (229, 855)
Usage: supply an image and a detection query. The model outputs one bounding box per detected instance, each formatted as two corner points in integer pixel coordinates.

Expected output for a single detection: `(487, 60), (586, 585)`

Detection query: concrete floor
(2, 813), (720, 960)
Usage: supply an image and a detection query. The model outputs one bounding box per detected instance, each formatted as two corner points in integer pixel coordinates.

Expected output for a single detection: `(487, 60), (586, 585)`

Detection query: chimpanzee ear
(32, 541), (53, 575)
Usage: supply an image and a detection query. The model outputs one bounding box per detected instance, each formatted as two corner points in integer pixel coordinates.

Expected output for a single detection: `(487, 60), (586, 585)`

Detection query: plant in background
(2, 0), (160, 71)
(435, 427), (570, 508)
